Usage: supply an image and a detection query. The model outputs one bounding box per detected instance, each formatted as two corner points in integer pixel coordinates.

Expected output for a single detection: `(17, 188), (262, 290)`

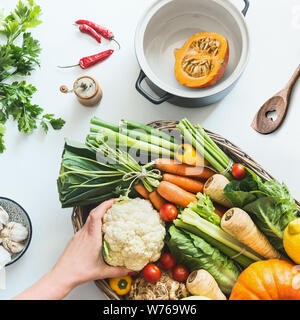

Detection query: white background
(0, 0), (300, 300)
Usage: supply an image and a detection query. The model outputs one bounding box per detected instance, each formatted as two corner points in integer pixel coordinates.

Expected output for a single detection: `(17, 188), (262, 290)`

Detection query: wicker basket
(71, 120), (300, 300)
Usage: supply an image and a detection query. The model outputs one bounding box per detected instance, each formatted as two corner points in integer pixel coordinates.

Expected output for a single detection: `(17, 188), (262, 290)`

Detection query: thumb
(87, 199), (114, 235)
(102, 266), (134, 279)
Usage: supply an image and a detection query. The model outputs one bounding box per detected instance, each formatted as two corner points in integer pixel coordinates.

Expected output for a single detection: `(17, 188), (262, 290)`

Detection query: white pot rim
(135, 0), (250, 99)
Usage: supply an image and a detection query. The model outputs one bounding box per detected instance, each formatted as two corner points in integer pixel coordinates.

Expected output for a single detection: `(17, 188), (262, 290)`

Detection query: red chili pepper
(58, 49), (114, 69)
(75, 20), (120, 49)
(79, 24), (101, 43)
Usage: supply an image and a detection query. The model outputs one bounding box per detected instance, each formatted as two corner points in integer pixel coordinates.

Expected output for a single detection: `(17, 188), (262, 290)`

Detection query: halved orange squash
(174, 32), (229, 88)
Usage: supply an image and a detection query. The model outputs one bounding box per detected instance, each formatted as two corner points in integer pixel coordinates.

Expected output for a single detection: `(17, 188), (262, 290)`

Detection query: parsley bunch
(0, 0), (65, 153)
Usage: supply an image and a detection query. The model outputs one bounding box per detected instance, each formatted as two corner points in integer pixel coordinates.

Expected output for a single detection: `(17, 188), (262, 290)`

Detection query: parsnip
(204, 174), (232, 208)
(221, 208), (281, 259)
(186, 269), (227, 300)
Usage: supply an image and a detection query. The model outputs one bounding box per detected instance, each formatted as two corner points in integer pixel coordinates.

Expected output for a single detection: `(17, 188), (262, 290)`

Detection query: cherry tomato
(142, 264), (162, 283)
(232, 163), (246, 180)
(172, 265), (189, 282)
(160, 253), (176, 270)
(160, 203), (178, 222)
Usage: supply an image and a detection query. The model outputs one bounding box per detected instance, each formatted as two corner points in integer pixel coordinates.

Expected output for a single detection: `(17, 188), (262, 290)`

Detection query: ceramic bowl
(0, 197), (32, 266)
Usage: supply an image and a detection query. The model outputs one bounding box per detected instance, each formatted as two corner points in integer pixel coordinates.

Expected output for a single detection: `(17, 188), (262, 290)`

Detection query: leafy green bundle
(224, 169), (299, 251)
(58, 139), (161, 208)
(0, 0), (65, 153)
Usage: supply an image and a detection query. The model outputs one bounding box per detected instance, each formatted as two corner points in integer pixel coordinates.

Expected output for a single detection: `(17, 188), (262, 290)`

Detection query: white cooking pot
(135, 0), (250, 107)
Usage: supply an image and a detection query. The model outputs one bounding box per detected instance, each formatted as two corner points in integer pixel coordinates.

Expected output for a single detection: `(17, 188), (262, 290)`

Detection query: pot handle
(135, 70), (172, 105)
(242, 0), (250, 16)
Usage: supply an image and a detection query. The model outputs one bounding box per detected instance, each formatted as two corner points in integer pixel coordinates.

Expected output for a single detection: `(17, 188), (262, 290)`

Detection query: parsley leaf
(41, 114), (66, 132)
(0, 1), (65, 154)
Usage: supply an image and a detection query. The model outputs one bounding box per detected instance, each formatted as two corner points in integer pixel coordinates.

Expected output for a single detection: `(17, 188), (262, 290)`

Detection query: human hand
(13, 199), (133, 300)
(51, 199), (132, 291)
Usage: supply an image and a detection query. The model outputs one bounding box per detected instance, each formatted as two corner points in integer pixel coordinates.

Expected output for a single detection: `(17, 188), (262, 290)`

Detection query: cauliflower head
(102, 198), (166, 271)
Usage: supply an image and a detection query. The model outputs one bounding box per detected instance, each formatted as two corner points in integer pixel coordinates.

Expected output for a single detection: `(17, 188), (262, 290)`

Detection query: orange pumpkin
(230, 259), (300, 300)
(174, 32), (229, 88)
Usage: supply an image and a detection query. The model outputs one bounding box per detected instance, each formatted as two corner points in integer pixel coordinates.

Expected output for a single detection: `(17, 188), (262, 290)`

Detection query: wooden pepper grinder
(60, 76), (102, 107)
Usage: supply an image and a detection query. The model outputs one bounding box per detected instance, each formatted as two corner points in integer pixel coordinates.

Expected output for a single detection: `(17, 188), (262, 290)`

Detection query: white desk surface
(1, 0), (300, 299)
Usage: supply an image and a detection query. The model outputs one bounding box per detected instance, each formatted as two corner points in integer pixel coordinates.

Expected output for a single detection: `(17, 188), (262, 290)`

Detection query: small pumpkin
(230, 259), (300, 300)
(174, 32), (229, 88)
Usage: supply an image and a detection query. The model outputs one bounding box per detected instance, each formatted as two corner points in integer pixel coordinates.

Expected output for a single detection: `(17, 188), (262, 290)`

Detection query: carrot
(134, 183), (150, 199)
(213, 203), (227, 218)
(149, 191), (167, 211)
(155, 159), (215, 180)
(163, 173), (204, 194)
(221, 208), (281, 260)
(157, 181), (197, 208)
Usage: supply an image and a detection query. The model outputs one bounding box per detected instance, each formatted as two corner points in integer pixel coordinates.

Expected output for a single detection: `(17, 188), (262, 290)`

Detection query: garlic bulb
(1, 222), (28, 242)
(2, 238), (24, 254)
(0, 207), (9, 227)
(0, 246), (11, 267)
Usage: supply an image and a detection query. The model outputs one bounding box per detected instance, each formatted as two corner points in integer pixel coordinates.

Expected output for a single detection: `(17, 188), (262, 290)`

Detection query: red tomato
(232, 163), (246, 180)
(142, 264), (162, 283)
(160, 253), (176, 270)
(160, 204), (178, 222)
(172, 265), (189, 282)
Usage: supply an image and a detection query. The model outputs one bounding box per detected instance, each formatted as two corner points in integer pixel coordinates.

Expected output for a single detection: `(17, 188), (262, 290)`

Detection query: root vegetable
(204, 174), (232, 207)
(155, 159), (215, 180)
(221, 208), (281, 260)
(134, 183), (150, 199)
(157, 181), (197, 208)
(163, 173), (204, 193)
(186, 269), (226, 300)
(149, 191), (167, 211)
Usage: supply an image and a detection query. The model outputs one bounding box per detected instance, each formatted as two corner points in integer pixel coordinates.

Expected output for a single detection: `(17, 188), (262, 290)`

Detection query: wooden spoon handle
(286, 64), (300, 92)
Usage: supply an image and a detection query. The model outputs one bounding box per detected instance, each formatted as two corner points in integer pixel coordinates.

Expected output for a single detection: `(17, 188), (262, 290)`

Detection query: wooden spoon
(251, 64), (300, 134)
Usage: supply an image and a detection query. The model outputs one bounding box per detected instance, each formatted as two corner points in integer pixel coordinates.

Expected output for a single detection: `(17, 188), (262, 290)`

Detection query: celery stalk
(175, 209), (262, 267)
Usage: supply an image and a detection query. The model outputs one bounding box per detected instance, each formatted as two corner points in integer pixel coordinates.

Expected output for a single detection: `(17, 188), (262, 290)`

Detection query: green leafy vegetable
(0, 0), (65, 153)
(57, 138), (162, 208)
(175, 205), (262, 267)
(224, 169), (299, 251)
(187, 193), (221, 226)
(167, 226), (240, 294)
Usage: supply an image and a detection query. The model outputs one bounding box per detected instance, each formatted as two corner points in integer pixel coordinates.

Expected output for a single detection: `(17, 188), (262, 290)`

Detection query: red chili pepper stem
(57, 64), (80, 69)
(111, 37), (121, 49)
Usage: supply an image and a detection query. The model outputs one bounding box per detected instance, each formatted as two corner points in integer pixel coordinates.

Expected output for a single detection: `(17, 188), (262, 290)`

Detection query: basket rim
(71, 120), (300, 300)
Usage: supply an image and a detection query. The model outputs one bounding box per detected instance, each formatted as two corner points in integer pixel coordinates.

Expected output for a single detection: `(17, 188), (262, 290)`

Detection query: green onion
(120, 119), (176, 143)
(88, 127), (174, 159)
(177, 119), (232, 177)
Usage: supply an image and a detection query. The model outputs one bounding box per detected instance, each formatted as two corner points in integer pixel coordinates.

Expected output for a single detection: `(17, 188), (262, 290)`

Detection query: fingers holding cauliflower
(102, 198), (166, 271)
